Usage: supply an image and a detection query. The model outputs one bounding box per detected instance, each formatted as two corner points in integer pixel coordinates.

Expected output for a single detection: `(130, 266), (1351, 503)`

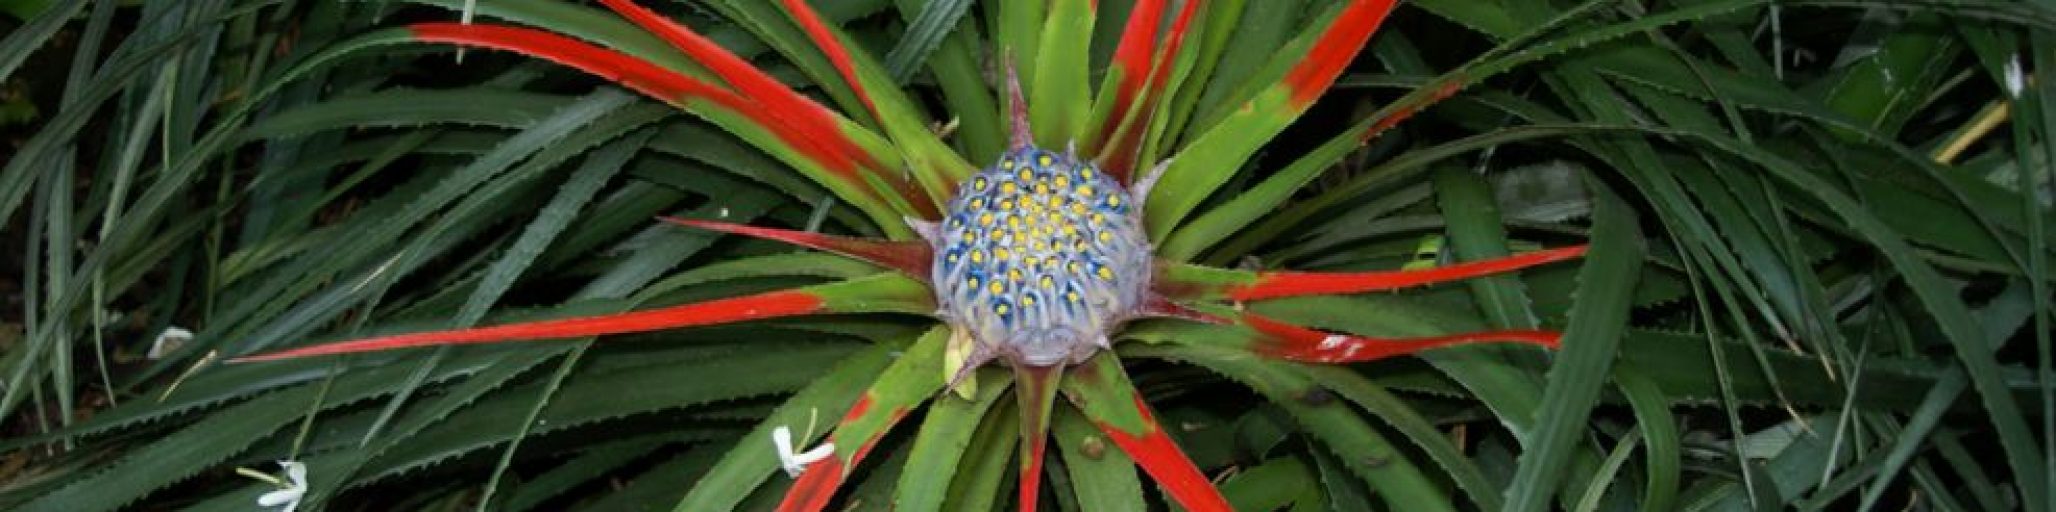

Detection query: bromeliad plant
(227, 0), (1593, 509)
(19, 0), (2056, 510)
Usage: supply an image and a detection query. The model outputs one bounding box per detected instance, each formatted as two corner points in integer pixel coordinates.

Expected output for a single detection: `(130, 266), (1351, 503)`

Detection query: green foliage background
(1, 0), (2053, 510)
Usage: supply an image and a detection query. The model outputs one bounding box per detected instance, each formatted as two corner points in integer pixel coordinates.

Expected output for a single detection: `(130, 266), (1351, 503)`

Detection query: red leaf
(1094, 0), (1201, 181)
(410, 23), (729, 107)
(408, 23), (910, 213)
(1281, 0), (1400, 107)
(1107, 0), (1172, 106)
(777, 0), (875, 116)
(231, 289), (824, 362)
(1013, 364), (1063, 511)
(766, 0), (945, 216)
(598, 0), (879, 176)
(1228, 245), (1587, 301)
(778, 458), (844, 512)
(1240, 311), (1560, 363)
(661, 218), (932, 278)
(1094, 395), (1232, 512)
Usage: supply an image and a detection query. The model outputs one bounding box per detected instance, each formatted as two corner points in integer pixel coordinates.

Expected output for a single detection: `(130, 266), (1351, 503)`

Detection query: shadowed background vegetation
(1, 0), (2053, 510)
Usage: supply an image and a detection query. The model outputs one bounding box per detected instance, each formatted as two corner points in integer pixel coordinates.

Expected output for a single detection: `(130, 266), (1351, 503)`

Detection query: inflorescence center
(931, 146), (1151, 366)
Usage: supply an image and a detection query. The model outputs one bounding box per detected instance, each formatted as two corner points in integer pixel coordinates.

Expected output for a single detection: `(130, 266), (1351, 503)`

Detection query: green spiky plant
(3, 0), (2056, 511)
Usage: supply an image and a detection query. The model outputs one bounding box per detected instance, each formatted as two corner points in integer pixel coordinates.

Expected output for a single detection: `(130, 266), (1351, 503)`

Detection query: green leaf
(0, 0), (85, 84)
(1128, 344), (1456, 511)
(893, 367), (1011, 511)
(884, 0), (974, 83)
(673, 338), (908, 511)
(1612, 368), (1679, 512)
(890, 0), (1004, 163)
(1052, 402), (1146, 511)
(1504, 176), (1643, 512)
(363, 343), (856, 482)
(1432, 165), (1542, 330)
(1304, 365), (1504, 511)
(1143, 0), (1395, 241)
(1218, 456), (1317, 510)
(1029, 0), (1094, 146)
(18, 379), (332, 511)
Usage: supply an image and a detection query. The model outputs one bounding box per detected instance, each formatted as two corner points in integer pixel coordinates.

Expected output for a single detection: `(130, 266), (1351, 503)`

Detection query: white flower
(2006, 54), (2027, 99)
(256, 461), (308, 512)
(771, 425), (836, 478)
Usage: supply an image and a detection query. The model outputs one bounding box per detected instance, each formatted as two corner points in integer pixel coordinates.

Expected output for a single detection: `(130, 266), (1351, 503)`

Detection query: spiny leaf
(1143, 0), (1399, 241)
(1084, 0), (1204, 180)
(1011, 363), (1064, 511)
(1504, 176), (1644, 512)
(1060, 353), (1232, 512)
(17, 380), (329, 511)
(232, 273), (931, 362)
(674, 340), (906, 511)
(596, 0), (918, 210)
(405, 21), (916, 236)
(770, 0), (975, 214)
(1051, 402), (1147, 511)
(1303, 365), (1505, 510)
(1168, 0), (1734, 261)
(1237, 309), (1560, 363)
(1153, 245), (1587, 301)
(360, 343), (855, 482)
(776, 327), (948, 512)
(883, 0), (976, 83)
(661, 218), (933, 277)
(1126, 344), (1456, 511)
(892, 367), (1011, 511)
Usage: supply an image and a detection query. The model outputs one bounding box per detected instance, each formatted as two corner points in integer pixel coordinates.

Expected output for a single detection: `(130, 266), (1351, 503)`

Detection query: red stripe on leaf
(232, 289), (824, 362)
(410, 23), (729, 105)
(778, 394), (911, 512)
(409, 23), (897, 209)
(778, 0), (875, 116)
(765, 0), (941, 216)
(598, 0), (880, 175)
(1359, 77), (1466, 143)
(1096, 0), (1202, 181)
(1229, 245), (1587, 301)
(1095, 396), (1232, 512)
(1014, 365), (1063, 512)
(1281, 0), (1400, 107)
(1107, 0), (1171, 116)
(1241, 311), (1560, 363)
(662, 218), (932, 277)
(779, 458), (845, 512)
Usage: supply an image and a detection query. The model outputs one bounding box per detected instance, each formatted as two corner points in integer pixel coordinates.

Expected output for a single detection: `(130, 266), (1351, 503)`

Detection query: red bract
(238, 1), (1591, 510)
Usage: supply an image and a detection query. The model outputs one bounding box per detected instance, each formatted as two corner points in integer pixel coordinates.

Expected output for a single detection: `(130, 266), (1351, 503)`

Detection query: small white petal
(794, 442), (836, 466)
(772, 426), (804, 477)
(771, 426), (837, 478)
(280, 460), (308, 487)
(256, 460), (309, 512)
(2006, 54), (2027, 98)
(257, 489), (302, 506)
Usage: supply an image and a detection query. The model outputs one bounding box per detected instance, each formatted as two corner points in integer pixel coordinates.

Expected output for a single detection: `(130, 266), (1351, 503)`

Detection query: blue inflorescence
(931, 145), (1150, 366)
